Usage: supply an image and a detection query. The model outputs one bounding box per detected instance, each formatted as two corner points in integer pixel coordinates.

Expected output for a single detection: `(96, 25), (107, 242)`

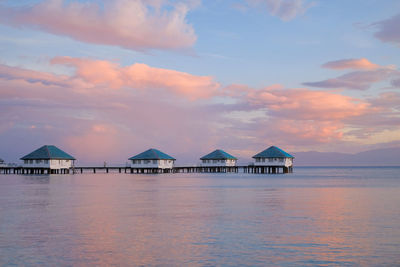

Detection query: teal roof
(200, 149), (237, 160)
(253, 146), (294, 158)
(20, 145), (75, 160)
(129, 148), (175, 160)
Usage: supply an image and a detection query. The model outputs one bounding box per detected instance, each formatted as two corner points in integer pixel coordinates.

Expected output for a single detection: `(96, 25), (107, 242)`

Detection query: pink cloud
(1, 59), (400, 164)
(229, 87), (374, 145)
(373, 13), (400, 47)
(303, 68), (398, 90)
(247, 88), (370, 120)
(65, 123), (125, 164)
(0, 64), (69, 88)
(51, 57), (220, 100)
(368, 92), (400, 111)
(275, 120), (343, 143)
(0, 0), (196, 51)
(304, 58), (399, 90)
(0, 62), (224, 164)
(322, 58), (380, 70)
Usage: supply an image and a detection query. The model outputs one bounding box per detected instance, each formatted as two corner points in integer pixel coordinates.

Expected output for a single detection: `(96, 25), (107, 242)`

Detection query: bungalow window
(153, 160), (157, 164)
(213, 160), (217, 163)
(35, 160), (41, 164)
(44, 160), (48, 164)
(268, 158), (273, 162)
(66, 160), (69, 163)
(24, 160), (28, 164)
(256, 158), (260, 162)
(29, 160), (33, 164)
(262, 158), (265, 162)
(144, 160), (150, 164)
(279, 158), (284, 162)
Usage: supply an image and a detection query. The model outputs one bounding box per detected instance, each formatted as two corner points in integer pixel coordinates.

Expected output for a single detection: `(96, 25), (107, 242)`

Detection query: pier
(0, 167), (72, 174)
(174, 165), (292, 174)
(1, 145), (294, 176)
(0, 165), (293, 175)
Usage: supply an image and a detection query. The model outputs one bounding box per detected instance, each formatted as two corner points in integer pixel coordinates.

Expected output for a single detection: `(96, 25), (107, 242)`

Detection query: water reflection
(23, 175), (50, 184)
(0, 172), (399, 266)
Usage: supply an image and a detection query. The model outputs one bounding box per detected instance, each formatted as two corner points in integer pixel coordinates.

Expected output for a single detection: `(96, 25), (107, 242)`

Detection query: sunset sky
(1, 0), (400, 165)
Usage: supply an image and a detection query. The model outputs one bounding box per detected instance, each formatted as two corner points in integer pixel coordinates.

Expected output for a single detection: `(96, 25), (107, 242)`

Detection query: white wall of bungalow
(22, 159), (74, 169)
(253, 157), (293, 167)
(200, 159), (237, 167)
(130, 159), (174, 169)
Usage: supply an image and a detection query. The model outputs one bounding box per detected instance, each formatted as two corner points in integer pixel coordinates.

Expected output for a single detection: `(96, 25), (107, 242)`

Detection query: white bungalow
(200, 149), (237, 167)
(0, 158), (7, 167)
(20, 145), (75, 170)
(129, 148), (175, 169)
(253, 146), (294, 168)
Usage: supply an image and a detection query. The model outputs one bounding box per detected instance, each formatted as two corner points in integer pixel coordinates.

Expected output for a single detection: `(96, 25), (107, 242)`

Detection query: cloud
(373, 13), (400, 47)
(65, 123), (126, 163)
(246, 87), (370, 120)
(0, 0), (196, 51)
(368, 92), (400, 111)
(274, 119), (344, 143)
(0, 60), (225, 164)
(304, 59), (399, 90)
(51, 57), (220, 100)
(220, 86), (372, 145)
(391, 78), (400, 88)
(340, 92), (400, 143)
(322, 58), (380, 70)
(1, 59), (399, 163)
(245, 0), (314, 21)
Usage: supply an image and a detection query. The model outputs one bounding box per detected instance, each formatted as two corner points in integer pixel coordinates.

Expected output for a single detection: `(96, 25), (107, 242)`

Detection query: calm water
(0, 167), (399, 266)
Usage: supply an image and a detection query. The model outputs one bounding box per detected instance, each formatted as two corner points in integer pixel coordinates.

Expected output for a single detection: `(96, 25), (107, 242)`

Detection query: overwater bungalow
(20, 145), (75, 174)
(252, 146), (294, 173)
(129, 148), (175, 173)
(200, 149), (237, 167)
(0, 158), (6, 167)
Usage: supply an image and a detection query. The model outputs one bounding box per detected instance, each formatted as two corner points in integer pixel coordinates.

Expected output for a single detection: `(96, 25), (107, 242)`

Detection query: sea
(0, 167), (399, 266)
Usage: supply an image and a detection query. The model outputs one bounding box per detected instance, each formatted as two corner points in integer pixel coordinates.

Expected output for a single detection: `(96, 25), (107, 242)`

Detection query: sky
(0, 0), (400, 165)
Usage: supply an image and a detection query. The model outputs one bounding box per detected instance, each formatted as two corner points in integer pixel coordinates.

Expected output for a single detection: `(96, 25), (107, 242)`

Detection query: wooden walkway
(0, 165), (293, 175)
